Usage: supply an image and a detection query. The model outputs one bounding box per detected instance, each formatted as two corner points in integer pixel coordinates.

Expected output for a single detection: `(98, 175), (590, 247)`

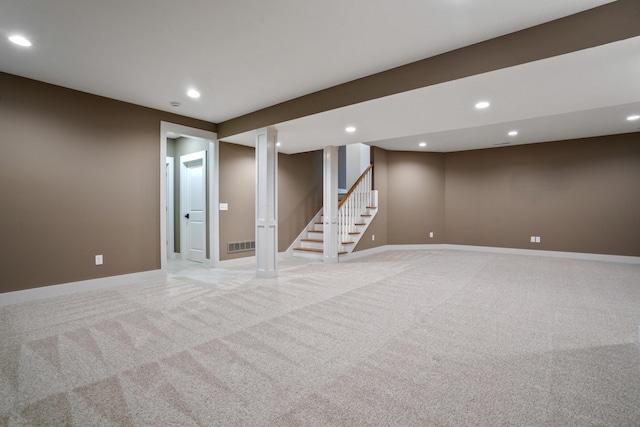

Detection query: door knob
(184, 213), (190, 219)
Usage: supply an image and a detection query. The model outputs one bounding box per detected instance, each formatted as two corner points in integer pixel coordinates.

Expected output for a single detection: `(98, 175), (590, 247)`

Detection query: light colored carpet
(1, 249), (639, 426)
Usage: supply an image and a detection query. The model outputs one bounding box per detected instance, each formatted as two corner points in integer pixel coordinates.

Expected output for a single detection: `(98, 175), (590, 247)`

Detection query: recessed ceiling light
(627, 114), (640, 121)
(345, 126), (356, 133)
(187, 89), (200, 99)
(419, 142), (427, 147)
(9, 35), (32, 47)
(475, 101), (490, 109)
(508, 130), (518, 136)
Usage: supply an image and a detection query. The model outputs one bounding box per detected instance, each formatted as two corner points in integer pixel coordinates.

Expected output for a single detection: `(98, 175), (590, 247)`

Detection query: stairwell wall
(278, 150), (324, 252)
(357, 147), (388, 250)
(217, 142), (324, 260)
(387, 151), (446, 245)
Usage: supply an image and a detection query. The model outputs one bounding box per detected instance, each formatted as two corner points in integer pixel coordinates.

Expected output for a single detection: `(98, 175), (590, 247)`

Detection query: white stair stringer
(288, 209), (324, 259)
(339, 198), (378, 254)
(290, 190), (378, 260)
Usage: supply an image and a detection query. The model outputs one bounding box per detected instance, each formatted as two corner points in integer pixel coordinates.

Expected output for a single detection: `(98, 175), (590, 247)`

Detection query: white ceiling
(2, 0), (638, 154)
(226, 36), (640, 153)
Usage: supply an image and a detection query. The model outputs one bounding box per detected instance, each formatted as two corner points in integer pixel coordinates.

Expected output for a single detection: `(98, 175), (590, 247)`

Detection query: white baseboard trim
(0, 270), (164, 307)
(342, 244), (640, 264)
(5, 245), (637, 306)
(442, 244), (640, 264)
(339, 244), (444, 261)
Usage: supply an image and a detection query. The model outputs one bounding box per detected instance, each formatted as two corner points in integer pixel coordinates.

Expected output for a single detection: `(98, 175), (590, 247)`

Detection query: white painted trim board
(0, 270), (163, 307)
(4, 245), (638, 306)
(342, 244), (640, 264)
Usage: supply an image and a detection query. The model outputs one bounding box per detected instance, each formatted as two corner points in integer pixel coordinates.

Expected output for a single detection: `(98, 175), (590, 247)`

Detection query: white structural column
(323, 146), (339, 264)
(255, 127), (278, 278)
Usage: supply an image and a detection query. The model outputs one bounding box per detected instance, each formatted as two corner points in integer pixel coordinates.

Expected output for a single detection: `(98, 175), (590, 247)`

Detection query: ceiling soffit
(217, 0), (640, 140)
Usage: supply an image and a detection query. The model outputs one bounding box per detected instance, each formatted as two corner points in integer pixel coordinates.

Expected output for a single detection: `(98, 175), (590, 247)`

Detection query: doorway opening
(160, 122), (218, 273)
(166, 156), (175, 258)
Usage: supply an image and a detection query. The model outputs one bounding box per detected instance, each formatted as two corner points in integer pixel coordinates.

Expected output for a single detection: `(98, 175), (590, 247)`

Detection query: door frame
(180, 150), (207, 263)
(166, 156), (175, 258)
(160, 121), (218, 272)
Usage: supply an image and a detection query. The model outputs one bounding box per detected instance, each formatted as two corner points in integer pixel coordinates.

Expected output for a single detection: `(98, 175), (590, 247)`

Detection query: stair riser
(291, 191), (378, 259)
(300, 241), (323, 250)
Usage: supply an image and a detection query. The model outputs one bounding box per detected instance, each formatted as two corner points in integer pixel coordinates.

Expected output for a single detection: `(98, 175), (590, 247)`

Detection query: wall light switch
(372, 234), (375, 241)
(95, 255), (103, 265)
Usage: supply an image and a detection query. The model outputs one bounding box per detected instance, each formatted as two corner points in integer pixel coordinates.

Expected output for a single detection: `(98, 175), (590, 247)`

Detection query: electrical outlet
(536, 236), (541, 243)
(429, 232), (434, 238)
(372, 234), (375, 241)
(95, 255), (103, 265)
(530, 236), (536, 243)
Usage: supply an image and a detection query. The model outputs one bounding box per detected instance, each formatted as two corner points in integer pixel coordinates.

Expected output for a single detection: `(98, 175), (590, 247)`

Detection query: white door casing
(160, 121), (218, 272)
(166, 157), (175, 258)
(181, 151), (206, 263)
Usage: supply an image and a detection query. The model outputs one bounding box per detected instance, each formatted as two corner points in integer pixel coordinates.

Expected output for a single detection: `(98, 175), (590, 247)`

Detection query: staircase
(291, 165), (377, 259)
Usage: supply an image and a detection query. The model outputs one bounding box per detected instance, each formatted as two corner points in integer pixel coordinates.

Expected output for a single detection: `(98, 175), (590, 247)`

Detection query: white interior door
(181, 151), (206, 263)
